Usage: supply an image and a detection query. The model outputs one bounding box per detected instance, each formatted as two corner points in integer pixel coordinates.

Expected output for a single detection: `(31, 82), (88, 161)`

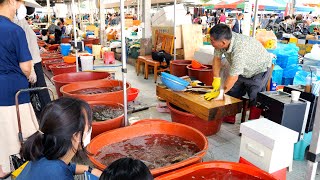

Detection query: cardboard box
(306, 35), (316, 40)
(306, 44), (313, 53)
(152, 26), (182, 49)
(298, 50), (306, 56)
(296, 44), (306, 50)
(289, 37), (298, 44)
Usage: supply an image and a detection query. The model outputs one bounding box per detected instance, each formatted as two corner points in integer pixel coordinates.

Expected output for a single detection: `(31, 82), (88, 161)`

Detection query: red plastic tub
(88, 101), (124, 138)
(170, 60), (192, 77)
(167, 102), (222, 136)
(49, 63), (77, 76)
(127, 88), (139, 102)
(155, 161), (277, 180)
(84, 39), (94, 46)
(51, 72), (111, 97)
(187, 65), (213, 86)
(131, 119), (169, 126)
(60, 79), (131, 104)
(43, 59), (64, 70)
(87, 120), (208, 177)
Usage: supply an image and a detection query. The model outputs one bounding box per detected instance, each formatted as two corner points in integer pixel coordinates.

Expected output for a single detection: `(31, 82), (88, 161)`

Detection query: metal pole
(252, 0), (259, 37)
(120, 0), (128, 126)
(306, 91), (320, 179)
(173, 0), (176, 60)
(46, 0), (50, 26)
(72, 0), (79, 72)
(137, 0), (140, 20)
(100, 0), (105, 45)
(78, 0), (81, 30)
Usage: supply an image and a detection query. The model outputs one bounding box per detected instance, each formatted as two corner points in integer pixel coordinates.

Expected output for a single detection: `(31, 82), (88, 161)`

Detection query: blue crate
(282, 77), (294, 85)
(272, 65), (283, 85)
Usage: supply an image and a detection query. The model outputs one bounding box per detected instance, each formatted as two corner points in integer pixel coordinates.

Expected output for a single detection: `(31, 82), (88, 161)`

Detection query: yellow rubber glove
(212, 77), (221, 91)
(204, 90), (220, 101)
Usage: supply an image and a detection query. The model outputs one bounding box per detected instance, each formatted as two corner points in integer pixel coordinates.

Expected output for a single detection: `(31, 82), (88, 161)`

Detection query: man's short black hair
(209, 24), (232, 41)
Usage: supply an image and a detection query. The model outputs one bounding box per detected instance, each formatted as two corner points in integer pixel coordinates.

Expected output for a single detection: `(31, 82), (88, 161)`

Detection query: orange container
(127, 88), (139, 102)
(87, 120), (208, 177)
(155, 161), (277, 180)
(191, 60), (203, 69)
(167, 102), (222, 136)
(88, 101), (124, 138)
(60, 79), (131, 104)
(51, 72), (111, 97)
(63, 56), (77, 64)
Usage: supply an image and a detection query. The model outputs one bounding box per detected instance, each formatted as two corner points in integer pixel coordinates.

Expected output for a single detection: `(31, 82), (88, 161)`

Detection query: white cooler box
(240, 118), (299, 173)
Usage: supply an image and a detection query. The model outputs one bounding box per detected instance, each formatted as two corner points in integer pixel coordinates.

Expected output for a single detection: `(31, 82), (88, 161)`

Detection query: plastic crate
(282, 77), (294, 85)
(272, 65), (283, 85)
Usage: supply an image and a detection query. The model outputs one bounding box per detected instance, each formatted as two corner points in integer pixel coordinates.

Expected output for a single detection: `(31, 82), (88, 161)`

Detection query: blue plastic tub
(161, 72), (189, 91)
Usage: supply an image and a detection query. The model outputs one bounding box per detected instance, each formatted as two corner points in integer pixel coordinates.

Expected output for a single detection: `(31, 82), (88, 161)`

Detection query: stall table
(156, 85), (242, 121)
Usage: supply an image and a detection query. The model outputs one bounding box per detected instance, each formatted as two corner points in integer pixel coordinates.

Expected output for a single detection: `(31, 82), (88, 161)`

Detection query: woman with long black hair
(17, 97), (102, 179)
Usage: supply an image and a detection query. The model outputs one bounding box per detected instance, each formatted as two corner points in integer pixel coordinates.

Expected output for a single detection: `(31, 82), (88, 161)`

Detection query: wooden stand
(156, 85), (242, 121)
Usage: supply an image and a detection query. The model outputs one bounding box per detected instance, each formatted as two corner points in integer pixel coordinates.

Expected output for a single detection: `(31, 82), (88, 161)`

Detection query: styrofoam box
(240, 118), (299, 173)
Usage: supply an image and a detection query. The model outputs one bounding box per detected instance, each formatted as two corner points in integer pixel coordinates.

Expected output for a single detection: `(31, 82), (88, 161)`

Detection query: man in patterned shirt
(204, 24), (272, 123)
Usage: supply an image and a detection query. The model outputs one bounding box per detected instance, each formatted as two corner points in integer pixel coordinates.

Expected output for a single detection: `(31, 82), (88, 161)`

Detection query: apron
(0, 103), (38, 172)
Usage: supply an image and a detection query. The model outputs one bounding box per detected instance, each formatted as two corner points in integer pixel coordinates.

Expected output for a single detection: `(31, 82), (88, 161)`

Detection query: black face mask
(26, 6), (35, 16)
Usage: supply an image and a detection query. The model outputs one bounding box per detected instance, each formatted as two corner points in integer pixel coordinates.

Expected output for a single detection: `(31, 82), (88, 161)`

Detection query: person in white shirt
(14, 1), (51, 118)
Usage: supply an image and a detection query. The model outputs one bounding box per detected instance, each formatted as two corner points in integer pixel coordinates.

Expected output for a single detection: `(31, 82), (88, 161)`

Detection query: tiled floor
(45, 61), (320, 180)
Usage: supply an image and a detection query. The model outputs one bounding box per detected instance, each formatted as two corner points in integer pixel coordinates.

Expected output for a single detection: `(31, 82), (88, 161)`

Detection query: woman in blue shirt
(0, 0), (39, 177)
(17, 97), (102, 179)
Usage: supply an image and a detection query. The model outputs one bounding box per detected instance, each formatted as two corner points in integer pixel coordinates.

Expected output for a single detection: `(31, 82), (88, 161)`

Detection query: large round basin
(52, 72), (111, 97)
(155, 161), (277, 180)
(50, 63), (77, 76)
(187, 64), (213, 86)
(87, 120), (208, 177)
(60, 79), (130, 104)
(170, 60), (192, 77)
(88, 101), (124, 138)
(167, 102), (222, 136)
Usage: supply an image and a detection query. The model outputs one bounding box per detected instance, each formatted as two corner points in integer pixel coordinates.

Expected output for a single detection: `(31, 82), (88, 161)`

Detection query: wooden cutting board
(156, 85), (242, 121)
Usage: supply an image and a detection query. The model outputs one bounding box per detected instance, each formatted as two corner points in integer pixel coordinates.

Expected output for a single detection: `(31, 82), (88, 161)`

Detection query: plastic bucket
(80, 55), (94, 71)
(87, 120), (208, 177)
(60, 43), (71, 56)
(51, 72), (111, 97)
(92, 44), (102, 59)
(155, 161), (277, 180)
(103, 51), (115, 64)
(167, 102), (222, 136)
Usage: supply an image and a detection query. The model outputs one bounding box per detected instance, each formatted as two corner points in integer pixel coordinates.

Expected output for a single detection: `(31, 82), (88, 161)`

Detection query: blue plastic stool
(293, 132), (313, 160)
